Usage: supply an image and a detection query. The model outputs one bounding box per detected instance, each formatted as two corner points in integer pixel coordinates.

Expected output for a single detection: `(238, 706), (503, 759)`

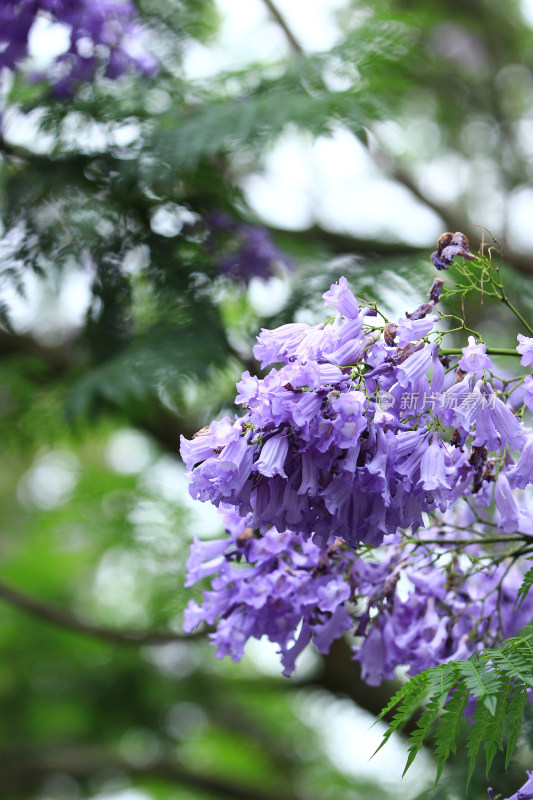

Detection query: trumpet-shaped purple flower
(323, 276), (360, 319)
(517, 334), (533, 367)
(396, 314), (438, 348)
(495, 472), (520, 532)
(522, 375), (533, 411)
(419, 436), (451, 491)
(459, 336), (492, 373)
(396, 343), (434, 387)
(507, 431), (533, 489)
(254, 433), (289, 478)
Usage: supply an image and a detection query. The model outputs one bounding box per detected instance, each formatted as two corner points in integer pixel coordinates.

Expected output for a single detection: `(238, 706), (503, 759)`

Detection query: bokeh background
(3, 1), (533, 798)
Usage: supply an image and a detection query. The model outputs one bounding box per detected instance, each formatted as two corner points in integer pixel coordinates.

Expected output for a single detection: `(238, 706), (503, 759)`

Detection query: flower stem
(491, 265), (533, 336)
(500, 296), (533, 337)
(439, 347), (520, 357)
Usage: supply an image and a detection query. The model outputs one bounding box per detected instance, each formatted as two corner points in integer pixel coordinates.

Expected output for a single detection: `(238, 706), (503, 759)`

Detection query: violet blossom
(459, 336), (492, 373)
(517, 334), (533, 367)
(182, 262), (533, 687)
(183, 502), (533, 681)
(0, 0), (157, 95)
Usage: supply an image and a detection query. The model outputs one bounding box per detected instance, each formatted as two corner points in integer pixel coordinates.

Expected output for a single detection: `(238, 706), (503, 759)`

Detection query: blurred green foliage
(2, 0), (533, 798)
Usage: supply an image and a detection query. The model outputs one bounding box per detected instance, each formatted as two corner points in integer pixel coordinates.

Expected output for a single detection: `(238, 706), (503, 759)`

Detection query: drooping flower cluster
(183, 501), (533, 682)
(182, 237), (533, 685)
(184, 509), (355, 676)
(182, 276), (464, 549)
(0, 0), (157, 95)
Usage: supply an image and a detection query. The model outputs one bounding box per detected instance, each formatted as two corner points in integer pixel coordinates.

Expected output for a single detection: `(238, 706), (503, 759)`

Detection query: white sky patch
(182, 0), (287, 80)
(143, 456), (224, 539)
(91, 789), (155, 800)
(92, 548), (151, 626)
(275, 0), (346, 51)
(507, 186), (533, 253)
(243, 125), (443, 244)
(149, 203), (198, 238)
(3, 262), (93, 344)
(60, 111), (109, 153)
(183, 0), (346, 81)
(521, 0), (533, 26)
(245, 636), (321, 680)
(182, 2), (445, 247)
(18, 450), (80, 510)
(294, 688), (433, 796)
(248, 273), (291, 316)
(310, 128), (443, 243)
(27, 12), (71, 69)
(2, 107), (55, 153)
(106, 429), (154, 475)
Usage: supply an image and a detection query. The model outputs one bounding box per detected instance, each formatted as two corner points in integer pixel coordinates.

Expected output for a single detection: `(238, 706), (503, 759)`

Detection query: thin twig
(259, 0), (305, 55)
(0, 579), (204, 646)
(403, 536), (533, 548)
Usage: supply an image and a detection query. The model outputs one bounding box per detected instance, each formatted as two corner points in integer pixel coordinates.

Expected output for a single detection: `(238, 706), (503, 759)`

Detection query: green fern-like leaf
(374, 671), (425, 723)
(434, 684), (468, 785)
(484, 678), (512, 775)
(467, 699), (491, 786)
(514, 558), (533, 610)
(377, 625), (533, 786)
(461, 656), (500, 704)
(405, 690), (452, 778)
(372, 669), (432, 757)
(504, 682), (528, 769)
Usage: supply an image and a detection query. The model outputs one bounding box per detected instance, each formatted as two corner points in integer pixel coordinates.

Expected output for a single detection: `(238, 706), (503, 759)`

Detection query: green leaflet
(435, 686), (468, 785)
(405, 694), (445, 777)
(485, 680), (512, 776)
(372, 670), (431, 758)
(376, 626), (533, 786)
(515, 559), (533, 610)
(505, 684), (528, 770)
(467, 700), (491, 787)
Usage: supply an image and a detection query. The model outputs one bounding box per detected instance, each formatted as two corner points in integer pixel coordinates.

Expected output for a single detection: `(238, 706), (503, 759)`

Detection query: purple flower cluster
(181, 276), (465, 549)
(183, 503), (533, 681)
(184, 510), (354, 676)
(0, 0), (156, 95)
(182, 253), (533, 685)
(353, 516), (533, 685)
(206, 212), (292, 284)
(182, 267), (533, 551)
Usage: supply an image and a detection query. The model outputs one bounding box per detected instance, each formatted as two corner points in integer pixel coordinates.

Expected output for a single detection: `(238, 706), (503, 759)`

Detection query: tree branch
(372, 143), (533, 275)
(0, 746), (310, 800)
(0, 579), (203, 646)
(259, 0), (304, 56)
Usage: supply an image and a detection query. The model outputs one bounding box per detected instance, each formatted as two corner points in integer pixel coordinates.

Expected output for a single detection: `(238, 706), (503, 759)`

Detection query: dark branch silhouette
(0, 746), (311, 800)
(0, 579), (205, 646)
(259, 0), (304, 55)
